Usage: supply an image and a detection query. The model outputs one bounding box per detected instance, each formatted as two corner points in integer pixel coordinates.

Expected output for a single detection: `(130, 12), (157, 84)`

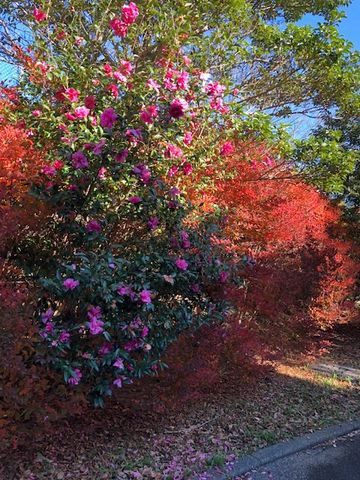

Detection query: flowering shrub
(7, 2), (247, 405)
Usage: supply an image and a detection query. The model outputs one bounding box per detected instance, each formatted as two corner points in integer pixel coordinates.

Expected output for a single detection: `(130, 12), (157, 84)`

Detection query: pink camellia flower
(139, 105), (158, 124)
(106, 83), (119, 98)
(220, 141), (235, 157)
(205, 81), (226, 97)
(65, 112), (77, 121)
(182, 163), (193, 175)
(74, 106), (90, 119)
(210, 97), (229, 114)
(121, 2), (139, 25)
(59, 331), (70, 343)
(93, 139), (106, 155)
(84, 95), (96, 109)
(124, 339), (141, 352)
(117, 285), (132, 296)
(264, 155), (275, 167)
(63, 278), (80, 290)
(120, 60), (133, 76)
(42, 165), (56, 176)
(54, 160), (64, 170)
(71, 151), (88, 169)
(177, 71), (189, 90)
(219, 271), (229, 283)
(88, 316), (104, 335)
(113, 358), (124, 369)
(233, 88), (240, 95)
(169, 98), (188, 119)
(41, 308), (54, 323)
(109, 17), (128, 37)
(33, 7), (47, 22)
(86, 220), (102, 233)
(175, 258), (188, 271)
(98, 167), (107, 179)
(115, 149), (129, 163)
(183, 131), (193, 146)
(139, 289), (152, 304)
(32, 109), (41, 117)
(100, 108), (118, 128)
(64, 88), (80, 102)
(68, 368), (82, 385)
(168, 165), (179, 177)
(183, 55), (192, 66)
(113, 71), (127, 83)
(128, 196), (142, 204)
(148, 216), (159, 230)
(180, 231), (191, 248)
(113, 378), (123, 388)
(147, 78), (160, 93)
(125, 128), (142, 146)
(164, 143), (183, 158)
(141, 326), (149, 338)
(133, 164), (151, 184)
(103, 63), (113, 75)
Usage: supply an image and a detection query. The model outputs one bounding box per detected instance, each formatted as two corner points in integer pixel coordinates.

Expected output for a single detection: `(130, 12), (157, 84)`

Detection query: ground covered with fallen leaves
(2, 324), (360, 480)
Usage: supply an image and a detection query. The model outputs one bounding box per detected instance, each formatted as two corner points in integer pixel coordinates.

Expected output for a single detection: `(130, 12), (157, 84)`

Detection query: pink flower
(117, 285), (132, 296)
(32, 109), (41, 117)
(86, 220), (102, 233)
(219, 271), (229, 283)
(205, 81), (226, 97)
(71, 151), (89, 169)
(41, 308), (54, 323)
(68, 368), (82, 385)
(74, 106), (90, 119)
(125, 129), (142, 145)
(148, 216), (159, 230)
(54, 160), (64, 170)
(113, 378), (123, 388)
(64, 88), (80, 102)
(63, 278), (80, 290)
(89, 317), (104, 335)
(182, 163), (193, 175)
(100, 108), (118, 128)
(98, 167), (107, 179)
(106, 84), (119, 98)
(177, 71), (189, 90)
(183, 131), (193, 146)
(121, 2), (139, 25)
(164, 144), (183, 158)
(99, 343), (112, 355)
(113, 358), (124, 369)
(139, 290), (152, 304)
(88, 305), (102, 321)
(115, 149), (129, 163)
(33, 7), (47, 22)
(141, 326), (149, 338)
(42, 165), (56, 176)
(264, 155), (275, 167)
(175, 258), (188, 271)
(65, 112), (77, 121)
(93, 139), (106, 155)
(113, 71), (127, 83)
(220, 141), (235, 157)
(147, 78), (160, 94)
(109, 17), (128, 37)
(119, 60), (133, 76)
(233, 88), (240, 95)
(169, 98), (188, 119)
(84, 95), (96, 109)
(128, 196), (142, 204)
(133, 164), (151, 183)
(210, 97), (229, 113)
(103, 63), (113, 75)
(168, 165), (179, 177)
(140, 105), (158, 124)
(59, 331), (70, 343)
(124, 339), (141, 352)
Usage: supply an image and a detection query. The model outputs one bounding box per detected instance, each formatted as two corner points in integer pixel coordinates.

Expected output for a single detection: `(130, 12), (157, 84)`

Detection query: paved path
(242, 430), (360, 480)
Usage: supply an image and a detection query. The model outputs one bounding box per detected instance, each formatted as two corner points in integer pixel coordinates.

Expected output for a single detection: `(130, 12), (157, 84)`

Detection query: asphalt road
(243, 430), (360, 480)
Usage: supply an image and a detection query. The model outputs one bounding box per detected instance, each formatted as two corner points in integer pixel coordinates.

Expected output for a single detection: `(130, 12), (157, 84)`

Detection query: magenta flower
(59, 331), (70, 343)
(147, 78), (161, 94)
(175, 258), (188, 271)
(109, 17), (128, 37)
(133, 164), (151, 183)
(140, 105), (158, 124)
(64, 88), (80, 102)
(74, 106), (90, 119)
(183, 131), (193, 146)
(169, 98), (189, 119)
(86, 220), (102, 233)
(100, 108), (118, 128)
(41, 308), (54, 323)
(33, 7), (47, 22)
(117, 285), (133, 297)
(124, 339), (141, 352)
(68, 368), (82, 385)
(177, 71), (189, 90)
(148, 216), (159, 230)
(205, 81), (226, 97)
(220, 141), (235, 157)
(71, 151), (88, 169)
(182, 162), (193, 175)
(41, 165), (56, 176)
(113, 358), (124, 369)
(113, 71), (127, 83)
(128, 196), (142, 204)
(89, 317), (104, 335)
(139, 290), (152, 304)
(84, 95), (96, 109)
(121, 2), (139, 25)
(164, 144), (183, 158)
(141, 326), (149, 338)
(120, 60), (133, 76)
(168, 165), (179, 177)
(99, 343), (112, 355)
(93, 139), (106, 155)
(63, 278), (80, 290)
(32, 109), (41, 117)
(113, 378), (123, 388)
(115, 149), (129, 163)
